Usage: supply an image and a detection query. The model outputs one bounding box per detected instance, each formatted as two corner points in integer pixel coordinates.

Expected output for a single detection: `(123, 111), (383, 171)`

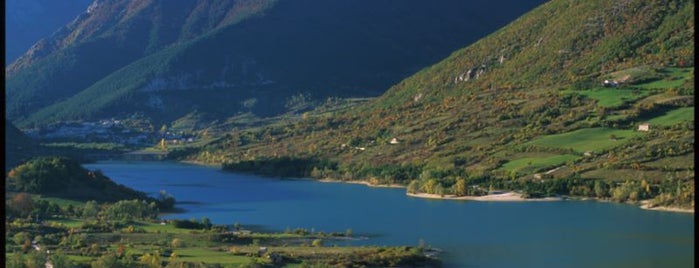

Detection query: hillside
(6, 0), (546, 128)
(5, 0), (92, 63)
(179, 0), (694, 207)
(5, 121), (43, 170)
(6, 156), (156, 203)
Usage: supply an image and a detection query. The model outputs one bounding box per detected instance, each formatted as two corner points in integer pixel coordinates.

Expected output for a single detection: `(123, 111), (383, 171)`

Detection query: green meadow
(500, 154), (579, 174)
(647, 107), (694, 126)
(526, 128), (642, 153)
(635, 67), (694, 89)
(569, 88), (651, 108)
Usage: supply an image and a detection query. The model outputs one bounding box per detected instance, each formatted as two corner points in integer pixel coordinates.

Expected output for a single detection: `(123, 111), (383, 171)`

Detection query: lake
(85, 161), (694, 268)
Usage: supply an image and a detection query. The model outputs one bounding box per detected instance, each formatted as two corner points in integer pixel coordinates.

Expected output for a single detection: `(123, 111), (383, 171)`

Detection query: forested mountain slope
(6, 0), (545, 127)
(182, 0), (694, 207)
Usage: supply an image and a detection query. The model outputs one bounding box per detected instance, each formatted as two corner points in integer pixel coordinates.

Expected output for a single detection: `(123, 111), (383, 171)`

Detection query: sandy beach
(639, 200), (694, 213)
(406, 192), (563, 202)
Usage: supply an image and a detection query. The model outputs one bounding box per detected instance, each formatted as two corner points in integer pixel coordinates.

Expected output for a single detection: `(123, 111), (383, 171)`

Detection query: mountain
(5, 0), (93, 64)
(5, 121), (43, 170)
(182, 0), (694, 206)
(6, 0), (546, 128)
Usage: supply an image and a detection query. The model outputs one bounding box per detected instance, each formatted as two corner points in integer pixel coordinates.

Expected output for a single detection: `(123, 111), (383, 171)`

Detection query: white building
(638, 123), (650, 132)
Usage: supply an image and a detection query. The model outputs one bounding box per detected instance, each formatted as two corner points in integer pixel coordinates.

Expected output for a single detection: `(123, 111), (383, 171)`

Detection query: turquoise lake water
(85, 161), (694, 268)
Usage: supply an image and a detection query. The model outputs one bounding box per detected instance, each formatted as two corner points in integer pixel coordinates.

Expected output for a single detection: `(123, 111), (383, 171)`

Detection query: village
(22, 118), (197, 147)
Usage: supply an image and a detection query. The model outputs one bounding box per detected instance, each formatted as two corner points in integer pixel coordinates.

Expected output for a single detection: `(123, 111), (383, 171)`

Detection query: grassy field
(566, 67), (692, 108)
(635, 67), (694, 89)
(169, 247), (250, 264)
(65, 255), (95, 263)
(500, 154), (579, 174)
(647, 107), (694, 126)
(50, 218), (84, 228)
(526, 128), (642, 153)
(567, 88), (651, 108)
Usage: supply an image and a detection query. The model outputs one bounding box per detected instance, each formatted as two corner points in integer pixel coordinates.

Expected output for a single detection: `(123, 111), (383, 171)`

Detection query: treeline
(222, 156), (337, 178)
(6, 156), (175, 210)
(223, 156), (426, 185)
(6, 194), (161, 223)
(405, 174), (694, 207)
(170, 218), (213, 230)
(224, 153), (692, 207)
(296, 246), (438, 268)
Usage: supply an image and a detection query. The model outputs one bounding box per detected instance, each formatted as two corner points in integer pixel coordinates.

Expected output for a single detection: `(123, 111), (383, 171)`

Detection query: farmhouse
(602, 79), (619, 87)
(638, 123), (650, 132)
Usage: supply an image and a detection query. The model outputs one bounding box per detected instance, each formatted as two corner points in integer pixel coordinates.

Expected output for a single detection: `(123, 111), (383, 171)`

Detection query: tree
(168, 252), (178, 263)
(49, 251), (74, 268)
(171, 238), (183, 249)
(407, 180), (421, 194)
(434, 184), (446, 197)
(6, 251), (24, 268)
(453, 178), (468, 196)
(88, 243), (101, 256)
(92, 253), (126, 268)
(66, 204), (76, 216)
(594, 180), (608, 198)
(104, 199), (157, 221)
(25, 250), (47, 268)
(158, 190), (176, 210)
(139, 251), (162, 268)
(82, 200), (100, 219)
(640, 179), (651, 197)
(116, 244), (127, 257)
(421, 179), (438, 194)
(8, 193), (34, 217)
(201, 217), (212, 229)
(13, 232), (31, 246)
(310, 167), (323, 178)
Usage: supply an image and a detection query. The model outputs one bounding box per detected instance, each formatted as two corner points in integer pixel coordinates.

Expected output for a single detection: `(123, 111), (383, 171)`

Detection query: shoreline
(406, 192), (563, 202)
(180, 160), (222, 168)
(173, 160), (693, 213)
(317, 178), (405, 188)
(639, 200), (694, 214)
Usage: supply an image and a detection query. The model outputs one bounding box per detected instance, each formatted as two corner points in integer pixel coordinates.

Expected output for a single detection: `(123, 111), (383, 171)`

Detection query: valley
(5, 0), (695, 267)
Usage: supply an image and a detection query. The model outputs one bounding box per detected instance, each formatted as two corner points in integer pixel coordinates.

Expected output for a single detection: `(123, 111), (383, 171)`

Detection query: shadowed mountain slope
(7, 0), (545, 127)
